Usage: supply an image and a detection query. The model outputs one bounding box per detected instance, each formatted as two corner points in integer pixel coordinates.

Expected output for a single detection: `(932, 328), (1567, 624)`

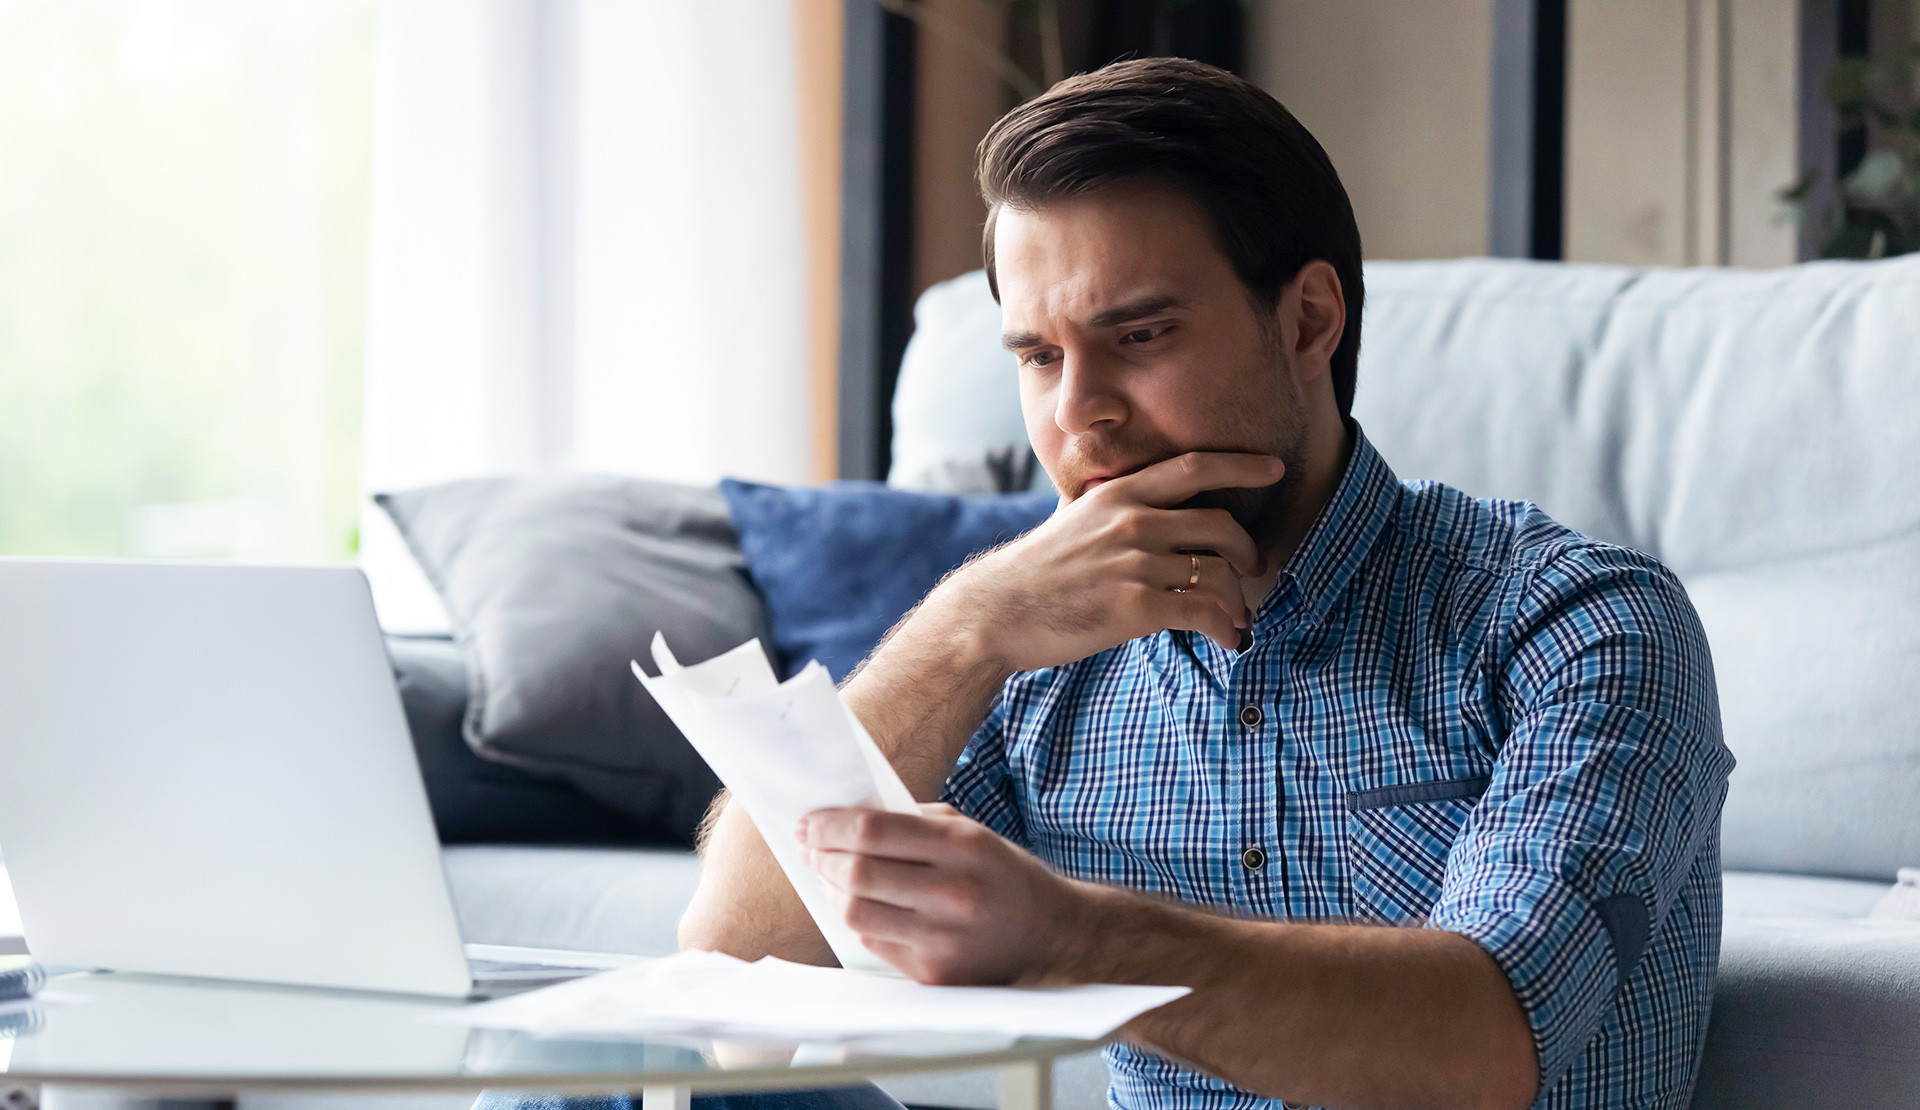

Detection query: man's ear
(1284, 260), (1346, 376)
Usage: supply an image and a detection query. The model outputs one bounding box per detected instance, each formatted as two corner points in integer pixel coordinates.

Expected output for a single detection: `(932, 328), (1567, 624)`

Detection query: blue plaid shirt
(945, 427), (1733, 1110)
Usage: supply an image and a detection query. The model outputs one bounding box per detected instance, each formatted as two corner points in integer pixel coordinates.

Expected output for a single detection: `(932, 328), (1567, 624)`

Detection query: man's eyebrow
(1090, 294), (1184, 328)
(1001, 295), (1186, 351)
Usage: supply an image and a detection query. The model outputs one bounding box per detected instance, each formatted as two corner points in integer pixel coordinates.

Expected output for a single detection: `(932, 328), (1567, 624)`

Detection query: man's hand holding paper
(795, 803), (1093, 988)
(621, 633), (1189, 1047)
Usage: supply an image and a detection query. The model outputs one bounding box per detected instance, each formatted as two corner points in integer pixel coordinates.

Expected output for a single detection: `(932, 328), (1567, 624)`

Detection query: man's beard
(1174, 464), (1298, 551)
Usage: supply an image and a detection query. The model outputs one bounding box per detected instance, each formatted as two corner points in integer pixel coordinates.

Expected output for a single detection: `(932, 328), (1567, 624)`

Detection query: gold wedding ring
(1188, 553), (1201, 589)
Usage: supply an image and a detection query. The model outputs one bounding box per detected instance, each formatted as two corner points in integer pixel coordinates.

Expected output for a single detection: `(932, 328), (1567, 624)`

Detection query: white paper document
(631, 635), (920, 974)
(433, 950), (1189, 1042)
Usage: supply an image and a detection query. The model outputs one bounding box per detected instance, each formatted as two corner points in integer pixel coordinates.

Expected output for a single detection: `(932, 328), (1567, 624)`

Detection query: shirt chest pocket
(1344, 775), (1488, 922)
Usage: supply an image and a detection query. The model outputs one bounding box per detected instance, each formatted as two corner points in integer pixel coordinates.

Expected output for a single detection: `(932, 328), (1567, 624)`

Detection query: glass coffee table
(0, 971), (1098, 1110)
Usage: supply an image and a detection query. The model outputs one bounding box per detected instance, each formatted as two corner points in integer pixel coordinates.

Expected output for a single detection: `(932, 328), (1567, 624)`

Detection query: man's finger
(1155, 507), (1262, 577)
(1158, 553), (1252, 628)
(809, 848), (939, 910)
(840, 894), (925, 947)
(1108, 451), (1285, 509)
(798, 807), (961, 862)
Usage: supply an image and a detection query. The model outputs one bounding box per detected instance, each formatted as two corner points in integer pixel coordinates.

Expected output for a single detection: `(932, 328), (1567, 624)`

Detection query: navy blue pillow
(718, 480), (1057, 681)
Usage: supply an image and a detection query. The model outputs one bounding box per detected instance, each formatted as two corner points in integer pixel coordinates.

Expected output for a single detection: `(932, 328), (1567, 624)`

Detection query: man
(686, 59), (1732, 1110)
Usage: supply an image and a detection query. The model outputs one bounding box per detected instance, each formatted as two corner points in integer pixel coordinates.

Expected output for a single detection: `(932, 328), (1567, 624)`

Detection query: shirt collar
(1254, 420), (1400, 630)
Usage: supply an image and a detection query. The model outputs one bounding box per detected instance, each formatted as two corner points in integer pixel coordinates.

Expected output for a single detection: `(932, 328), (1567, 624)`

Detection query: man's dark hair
(977, 57), (1365, 418)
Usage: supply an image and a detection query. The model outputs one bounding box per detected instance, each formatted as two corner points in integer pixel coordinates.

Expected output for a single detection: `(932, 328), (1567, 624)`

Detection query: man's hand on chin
(923, 450), (1284, 670)
(796, 802), (1090, 985)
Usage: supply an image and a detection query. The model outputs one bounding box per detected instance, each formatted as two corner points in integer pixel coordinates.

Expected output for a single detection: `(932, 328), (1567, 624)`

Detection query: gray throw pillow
(375, 475), (767, 843)
(388, 634), (657, 845)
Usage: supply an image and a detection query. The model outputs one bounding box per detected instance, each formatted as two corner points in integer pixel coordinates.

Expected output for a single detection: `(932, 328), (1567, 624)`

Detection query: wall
(1245, 0), (1808, 268)
(914, 0), (1013, 297)
(797, 0), (845, 481)
(908, 1), (1538, 275)
(1247, 0), (1496, 261)
(1564, 0), (1800, 267)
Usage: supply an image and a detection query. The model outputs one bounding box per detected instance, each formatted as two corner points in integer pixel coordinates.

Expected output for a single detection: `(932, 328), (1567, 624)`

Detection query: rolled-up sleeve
(1428, 544), (1734, 1090)
(942, 688), (1030, 848)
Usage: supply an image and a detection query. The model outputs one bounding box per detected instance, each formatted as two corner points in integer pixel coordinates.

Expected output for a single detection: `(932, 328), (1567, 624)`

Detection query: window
(0, 0), (374, 560)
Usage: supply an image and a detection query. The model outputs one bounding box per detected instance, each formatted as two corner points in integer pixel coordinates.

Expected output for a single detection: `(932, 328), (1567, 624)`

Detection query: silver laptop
(0, 558), (632, 996)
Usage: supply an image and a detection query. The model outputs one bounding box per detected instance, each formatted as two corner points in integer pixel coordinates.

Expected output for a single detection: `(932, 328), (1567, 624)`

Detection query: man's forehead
(992, 231), (1179, 338)
(992, 188), (1223, 332)
(1000, 272), (1185, 331)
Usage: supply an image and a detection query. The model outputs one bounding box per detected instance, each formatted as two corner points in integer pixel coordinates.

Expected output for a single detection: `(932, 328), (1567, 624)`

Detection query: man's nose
(1053, 352), (1128, 436)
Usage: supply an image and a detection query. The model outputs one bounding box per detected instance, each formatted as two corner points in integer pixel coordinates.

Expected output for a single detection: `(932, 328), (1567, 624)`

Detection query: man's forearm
(1061, 886), (1539, 1110)
(840, 590), (1015, 796)
(677, 588), (1014, 962)
(677, 797), (834, 963)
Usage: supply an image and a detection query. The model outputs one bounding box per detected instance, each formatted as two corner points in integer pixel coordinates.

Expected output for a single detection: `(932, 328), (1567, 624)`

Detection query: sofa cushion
(719, 479), (1056, 682)
(378, 475), (767, 845)
(889, 257), (1920, 881)
(1698, 870), (1920, 1108)
(1874, 869), (1920, 920)
(1722, 870), (1891, 920)
(390, 636), (657, 844)
(442, 845), (704, 956)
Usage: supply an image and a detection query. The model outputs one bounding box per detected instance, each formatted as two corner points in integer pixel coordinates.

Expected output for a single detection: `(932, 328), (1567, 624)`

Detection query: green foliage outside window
(1779, 44), (1920, 260)
(0, 0), (374, 561)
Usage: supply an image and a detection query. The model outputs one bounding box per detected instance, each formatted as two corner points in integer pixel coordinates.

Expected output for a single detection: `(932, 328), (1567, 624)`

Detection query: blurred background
(0, 0), (1913, 572)
(0, 0), (372, 563)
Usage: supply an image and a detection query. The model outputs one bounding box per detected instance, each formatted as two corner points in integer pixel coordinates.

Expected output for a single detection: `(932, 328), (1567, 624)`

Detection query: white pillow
(889, 271), (1034, 491)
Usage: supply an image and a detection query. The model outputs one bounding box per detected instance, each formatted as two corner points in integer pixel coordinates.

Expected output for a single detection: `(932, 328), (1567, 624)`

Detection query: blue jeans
(472, 1084), (909, 1110)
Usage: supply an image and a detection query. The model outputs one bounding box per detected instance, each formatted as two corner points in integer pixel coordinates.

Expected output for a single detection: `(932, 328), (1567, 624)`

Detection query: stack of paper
(632, 635), (920, 974)
(435, 951), (1188, 1042)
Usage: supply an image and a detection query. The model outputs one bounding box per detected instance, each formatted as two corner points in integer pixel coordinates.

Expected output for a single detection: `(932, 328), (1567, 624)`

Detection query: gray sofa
(434, 255), (1920, 1110)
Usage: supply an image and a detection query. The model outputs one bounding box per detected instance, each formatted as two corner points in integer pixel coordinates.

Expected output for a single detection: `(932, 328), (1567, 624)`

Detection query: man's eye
(1122, 327), (1158, 344)
(1024, 350), (1058, 368)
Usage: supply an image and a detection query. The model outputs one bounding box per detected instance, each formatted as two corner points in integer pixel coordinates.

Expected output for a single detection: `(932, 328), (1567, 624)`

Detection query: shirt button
(1281, 1102), (1306, 1110)
(1240, 846), (1267, 871)
(1238, 703), (1264, 728)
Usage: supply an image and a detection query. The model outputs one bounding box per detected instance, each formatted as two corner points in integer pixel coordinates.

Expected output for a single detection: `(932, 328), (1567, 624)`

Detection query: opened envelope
(632, 634), (919, 975)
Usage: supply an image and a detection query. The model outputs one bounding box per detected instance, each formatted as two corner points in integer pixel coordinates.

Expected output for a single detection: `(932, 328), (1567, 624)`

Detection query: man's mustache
(1054, 438), (1186, 494)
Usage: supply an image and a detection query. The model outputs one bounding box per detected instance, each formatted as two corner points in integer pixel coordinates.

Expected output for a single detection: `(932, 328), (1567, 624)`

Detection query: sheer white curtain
(360, 0), (814, 630)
